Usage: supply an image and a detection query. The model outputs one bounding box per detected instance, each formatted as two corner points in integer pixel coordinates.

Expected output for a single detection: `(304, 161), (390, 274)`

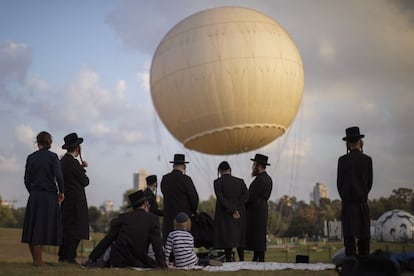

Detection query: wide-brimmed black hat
(250, 153), (270, 166)
(62, 132), (84, 150)
(146, 175), (157, 185)
(127, 190), (150, 208)
(342, 126), (365, 142)
(169, 153), (189, 164)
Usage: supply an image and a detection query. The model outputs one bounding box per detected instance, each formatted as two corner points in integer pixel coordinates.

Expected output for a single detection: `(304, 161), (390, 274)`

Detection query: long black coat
(160, 169), (199, 242)
(245, 171), (272, 251)
(337, 149), (373, 238)
(109, 209), (167, 268)
(213, 173), (248, 249)
(60, 153), (90, 239)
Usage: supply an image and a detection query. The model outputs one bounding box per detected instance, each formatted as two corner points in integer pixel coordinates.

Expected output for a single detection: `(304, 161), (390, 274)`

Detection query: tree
(120, 188), (136, 212)
(392, 188), (413, 203)
(0, 204), (17, 227)
(198, 195), (216, 218)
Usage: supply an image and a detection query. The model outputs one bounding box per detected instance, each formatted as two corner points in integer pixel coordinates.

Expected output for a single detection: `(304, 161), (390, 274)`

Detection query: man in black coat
(160, 154), (199, 243)
(245, 153), (273, 262)
(144, 175), (163, 217)
(59, 133), (90, 264)
(109, 190), (167, 268)
(213, 161), (248, 262)
(337, 126), (373, 257)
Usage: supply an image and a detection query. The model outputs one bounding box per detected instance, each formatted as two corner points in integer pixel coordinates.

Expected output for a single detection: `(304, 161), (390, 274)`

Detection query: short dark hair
(36, 131), (52, 149)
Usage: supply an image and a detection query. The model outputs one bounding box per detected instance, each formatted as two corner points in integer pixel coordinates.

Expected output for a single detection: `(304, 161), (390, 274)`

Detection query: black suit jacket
(337, 149), (373, 237)
(160, 169), (199, 241)
(109, 208), (166, 268)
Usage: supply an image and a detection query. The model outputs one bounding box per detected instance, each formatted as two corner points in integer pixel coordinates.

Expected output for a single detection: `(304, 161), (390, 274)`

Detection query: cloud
(0, 40), (31, 84)
(318, 37), (335, 65)
(0, 154), (20, 173)
(137, 71), (149, 91)
(15, 124), (36, 149)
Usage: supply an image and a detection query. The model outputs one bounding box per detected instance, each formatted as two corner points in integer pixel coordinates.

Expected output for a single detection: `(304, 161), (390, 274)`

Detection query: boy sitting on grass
(164, 212), (222, 268)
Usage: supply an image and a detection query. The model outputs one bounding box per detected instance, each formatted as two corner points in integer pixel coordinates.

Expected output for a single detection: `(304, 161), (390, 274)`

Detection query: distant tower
(102, 200), (114, 213)
(133, 169), (149, 191)
(311, 182), (329, 207)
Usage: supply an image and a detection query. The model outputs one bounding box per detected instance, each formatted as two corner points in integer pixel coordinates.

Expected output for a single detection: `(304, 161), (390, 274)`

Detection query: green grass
(1, 227), (412, 275)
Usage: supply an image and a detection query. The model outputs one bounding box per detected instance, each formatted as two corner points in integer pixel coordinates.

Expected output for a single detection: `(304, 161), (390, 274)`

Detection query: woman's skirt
(21, 190), (62, 245)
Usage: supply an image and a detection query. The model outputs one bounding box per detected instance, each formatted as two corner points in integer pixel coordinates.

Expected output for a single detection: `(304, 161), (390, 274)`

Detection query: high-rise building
(133, 169), (149, 191)
(310, 182), (329, 207)
(101, 200), (114, 213)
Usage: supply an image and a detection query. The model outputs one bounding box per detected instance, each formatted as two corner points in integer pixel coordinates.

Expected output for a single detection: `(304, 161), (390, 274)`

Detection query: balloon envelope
(150, 7), (304, 155)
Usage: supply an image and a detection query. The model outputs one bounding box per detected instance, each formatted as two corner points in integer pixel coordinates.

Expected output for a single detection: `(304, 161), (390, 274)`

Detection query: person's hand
(232, 210), (240, 219)
(81, 160), (88, 168)
(58, 193), (65, 203)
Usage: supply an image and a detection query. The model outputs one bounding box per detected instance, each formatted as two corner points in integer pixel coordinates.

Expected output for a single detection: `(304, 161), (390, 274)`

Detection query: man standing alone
(59, 133), (90, 264)
(245, 153), (272, 262)
(337, 126), (373, 257)
(161, 154), (199, 242)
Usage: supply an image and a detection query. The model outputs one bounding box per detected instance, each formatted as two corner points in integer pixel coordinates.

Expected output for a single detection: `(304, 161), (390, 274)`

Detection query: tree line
(1, 188), (413, 238)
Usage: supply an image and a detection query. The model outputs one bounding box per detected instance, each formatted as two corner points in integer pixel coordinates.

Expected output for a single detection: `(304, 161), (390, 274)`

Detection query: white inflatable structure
(374, 209), (414, 242)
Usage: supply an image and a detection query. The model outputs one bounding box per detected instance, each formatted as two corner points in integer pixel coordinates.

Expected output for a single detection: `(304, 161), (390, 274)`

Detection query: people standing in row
(213, 161), (248, 262)
(58, 133), (90, 264)
(245, 153), (273, 262)
(109, 190), (167, 268)
(160, 154), (199, 242)
(144, 175), (163, 217)
(21, 131), (65, 266)
(337, 126), (373, 257)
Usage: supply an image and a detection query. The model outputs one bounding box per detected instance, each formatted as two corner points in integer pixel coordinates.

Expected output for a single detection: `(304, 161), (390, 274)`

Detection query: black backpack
(190, 212), (214, 248)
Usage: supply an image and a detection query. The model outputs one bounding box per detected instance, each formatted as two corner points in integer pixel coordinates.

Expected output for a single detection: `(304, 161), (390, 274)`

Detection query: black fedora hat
(342, 126), (365, 142)
(62, 132), (84, 150)
(146, 175), (157, 185)
(169, 153), (189, 164)
(250, 153), (270, 166)
(127, 190), (150, 208)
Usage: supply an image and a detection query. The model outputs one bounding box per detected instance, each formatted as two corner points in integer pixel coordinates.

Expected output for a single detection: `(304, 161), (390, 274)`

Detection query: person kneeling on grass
(84, 190), (167, 269)
(164, 212), (222, 268)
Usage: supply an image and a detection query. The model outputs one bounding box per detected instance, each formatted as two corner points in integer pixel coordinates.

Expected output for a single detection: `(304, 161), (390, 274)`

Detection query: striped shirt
(165, 229), (198, 268)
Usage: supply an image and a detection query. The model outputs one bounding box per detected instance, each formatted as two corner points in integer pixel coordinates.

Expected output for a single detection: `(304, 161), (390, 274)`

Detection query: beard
(251, 167), (259, 177)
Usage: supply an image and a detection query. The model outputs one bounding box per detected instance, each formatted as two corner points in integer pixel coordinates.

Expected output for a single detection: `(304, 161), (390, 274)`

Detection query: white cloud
(0, 154), (20, 173)
(318, 37), (335, 65)
(0, 40), (31, 83)
(137, 71), (149, 91)
(116, 80), (126, 99)
(14, 124), (35, 149)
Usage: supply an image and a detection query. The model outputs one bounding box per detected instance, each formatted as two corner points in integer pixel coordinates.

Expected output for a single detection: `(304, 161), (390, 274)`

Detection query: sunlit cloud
(14, 124), (35, 149)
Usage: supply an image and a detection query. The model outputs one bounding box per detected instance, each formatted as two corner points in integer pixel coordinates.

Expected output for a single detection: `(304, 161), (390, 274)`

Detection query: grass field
(1, 227), (412, 275)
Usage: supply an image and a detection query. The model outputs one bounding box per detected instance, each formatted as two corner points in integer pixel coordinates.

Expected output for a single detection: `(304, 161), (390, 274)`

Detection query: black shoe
(208, 259), (223, 266)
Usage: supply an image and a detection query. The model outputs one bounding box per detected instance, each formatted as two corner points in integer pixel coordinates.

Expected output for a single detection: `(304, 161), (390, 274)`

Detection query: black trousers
(252, 251), (265, 262)
(344, 236), (370, 256)
(58, 237), (80, 262)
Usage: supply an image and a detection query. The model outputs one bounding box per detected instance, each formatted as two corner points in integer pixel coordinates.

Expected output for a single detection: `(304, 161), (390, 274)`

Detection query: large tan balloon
(150, 7), (304, 155)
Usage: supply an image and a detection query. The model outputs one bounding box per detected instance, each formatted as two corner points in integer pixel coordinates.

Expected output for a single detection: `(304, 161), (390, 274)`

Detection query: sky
(1, 0), (413, 210)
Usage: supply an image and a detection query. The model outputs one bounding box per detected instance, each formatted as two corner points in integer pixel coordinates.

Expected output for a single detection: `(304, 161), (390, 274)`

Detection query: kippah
(175, 212), (189, 223)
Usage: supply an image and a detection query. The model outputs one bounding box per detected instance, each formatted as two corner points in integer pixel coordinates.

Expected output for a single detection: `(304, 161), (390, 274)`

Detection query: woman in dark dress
(21, 131), (65, 266)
